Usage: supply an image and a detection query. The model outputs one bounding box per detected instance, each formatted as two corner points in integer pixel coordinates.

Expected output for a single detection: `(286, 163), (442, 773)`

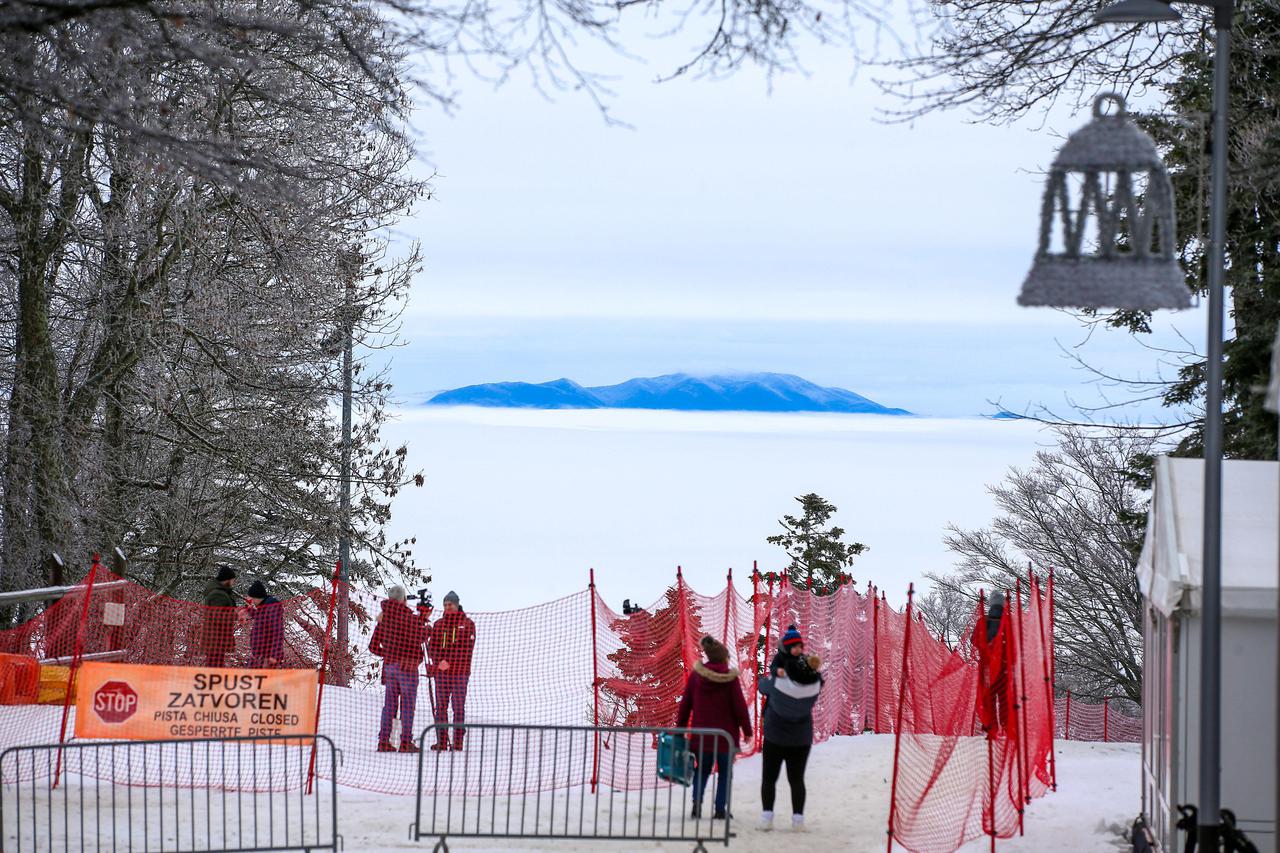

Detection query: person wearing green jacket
(202, 566), (239, 667)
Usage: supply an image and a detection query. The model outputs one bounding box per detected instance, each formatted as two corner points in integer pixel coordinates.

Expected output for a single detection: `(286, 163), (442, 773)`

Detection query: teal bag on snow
(656, 732), (694, 786)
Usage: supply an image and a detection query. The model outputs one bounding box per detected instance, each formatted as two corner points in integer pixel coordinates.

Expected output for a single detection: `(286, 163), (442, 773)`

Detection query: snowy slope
(2, 721), (1136, 852)
(341, 735), (1138, 852)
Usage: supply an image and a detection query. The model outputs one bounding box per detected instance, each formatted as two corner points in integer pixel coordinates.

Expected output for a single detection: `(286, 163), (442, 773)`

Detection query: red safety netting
(1017, 580), (1055, 801)
(0, 558), (1094, 829)
(874, 588), (909, 734)
(885, 598), (988, 853)
(761, 576), (876, 740)
(0, 563), (332, 757)
(885, 573), (1059, 853)
(1056, 695), (1140, 742)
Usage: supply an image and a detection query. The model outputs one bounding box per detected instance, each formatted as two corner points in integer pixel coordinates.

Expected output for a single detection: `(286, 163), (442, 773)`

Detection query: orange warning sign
(75, 662), (317, 741)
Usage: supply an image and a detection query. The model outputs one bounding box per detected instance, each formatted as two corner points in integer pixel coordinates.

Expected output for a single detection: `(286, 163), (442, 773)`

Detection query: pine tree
(599, 585), (704, 727)
(766, 493), (865, 594)
(1139, 2), (1280, 460)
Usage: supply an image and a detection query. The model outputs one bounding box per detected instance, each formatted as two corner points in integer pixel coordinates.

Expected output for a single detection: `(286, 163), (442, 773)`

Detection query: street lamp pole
(1093, 0), (1233, 846)
(336, 247), (361, 687)
(1196, 7), (1232, 847)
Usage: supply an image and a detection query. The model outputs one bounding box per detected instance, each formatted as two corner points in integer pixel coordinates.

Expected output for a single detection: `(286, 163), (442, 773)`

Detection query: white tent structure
(1136, 456), (1277, 852)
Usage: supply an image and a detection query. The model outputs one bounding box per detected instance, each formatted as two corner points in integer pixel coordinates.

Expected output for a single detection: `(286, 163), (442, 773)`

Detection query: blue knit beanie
(781, 624), (803, 649)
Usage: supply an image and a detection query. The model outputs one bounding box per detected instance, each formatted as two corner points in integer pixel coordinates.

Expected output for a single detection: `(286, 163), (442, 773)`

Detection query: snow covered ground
(342, 734), (1139, 852)
(0, 732), (1137, 852)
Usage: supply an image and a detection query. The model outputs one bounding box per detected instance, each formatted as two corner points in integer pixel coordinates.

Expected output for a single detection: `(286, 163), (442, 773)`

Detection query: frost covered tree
(0, 0), (910, 606)
(0, 0), (427, 602)
(915, 583), (973, 651)
(766, 493), (865, 594)
(935, 427), (1153, 703)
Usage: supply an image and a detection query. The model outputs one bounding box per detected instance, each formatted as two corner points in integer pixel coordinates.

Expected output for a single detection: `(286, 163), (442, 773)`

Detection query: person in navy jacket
(244, 580), (284, 667)
(757, 625), (824, 832)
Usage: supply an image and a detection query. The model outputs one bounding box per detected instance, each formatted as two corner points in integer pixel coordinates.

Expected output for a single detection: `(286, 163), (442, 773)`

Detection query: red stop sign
(92, 681), (139, 724)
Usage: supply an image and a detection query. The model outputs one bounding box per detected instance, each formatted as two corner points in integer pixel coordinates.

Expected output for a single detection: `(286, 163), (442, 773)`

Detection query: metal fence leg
(432, 836), (449, 853)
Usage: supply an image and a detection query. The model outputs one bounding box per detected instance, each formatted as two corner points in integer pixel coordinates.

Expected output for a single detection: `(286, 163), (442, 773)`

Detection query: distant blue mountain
(428, 373), (912, 415)
(428, 378), (603, 409)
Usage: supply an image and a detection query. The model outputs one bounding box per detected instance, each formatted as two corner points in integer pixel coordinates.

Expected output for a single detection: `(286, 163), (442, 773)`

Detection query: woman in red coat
(676, 635), (753, 819)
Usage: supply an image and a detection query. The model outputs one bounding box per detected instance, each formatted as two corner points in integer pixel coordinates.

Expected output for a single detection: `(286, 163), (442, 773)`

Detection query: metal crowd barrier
(410, 723), (735, 852)
(0, 735), (340, 853)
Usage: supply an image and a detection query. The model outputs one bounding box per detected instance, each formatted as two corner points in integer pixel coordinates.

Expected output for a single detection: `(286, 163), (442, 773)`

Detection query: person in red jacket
(427, 590), (476, 751)
(676, 635), (753, 819)
(369, 586), (431, 753)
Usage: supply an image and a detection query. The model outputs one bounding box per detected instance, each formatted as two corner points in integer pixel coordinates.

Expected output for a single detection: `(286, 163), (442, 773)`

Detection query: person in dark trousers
(427, 590), (476, 751)
(369, 585), (432, 753)
(757, 625), (823, 833)
(244, 580), (285, 667)
(676, 636), (753, 819)
(201, 566), (238, 667)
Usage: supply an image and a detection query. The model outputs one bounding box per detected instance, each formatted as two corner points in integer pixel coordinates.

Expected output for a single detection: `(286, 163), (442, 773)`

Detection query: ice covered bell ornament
(1018, 93), (1191, 311)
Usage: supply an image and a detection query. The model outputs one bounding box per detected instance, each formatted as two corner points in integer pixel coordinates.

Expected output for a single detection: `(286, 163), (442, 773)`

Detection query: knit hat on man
(387, 585), (406, 601)
(781, 624), (803, 649)
(700, 635), (729, 664)
(443, 590), (460, 606)
(215, 565), (236, 583)
(246, 580), (267, 600)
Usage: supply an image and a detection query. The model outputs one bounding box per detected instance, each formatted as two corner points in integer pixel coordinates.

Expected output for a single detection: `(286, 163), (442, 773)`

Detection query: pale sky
(376, 24), (1204, 607)
(390, 26), (1203, 420)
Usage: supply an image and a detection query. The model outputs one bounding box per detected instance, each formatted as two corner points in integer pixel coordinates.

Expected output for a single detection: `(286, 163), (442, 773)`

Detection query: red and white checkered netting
(0, 562), (1122, 839)
(885, 577), (1060, 853)
(1056, 695), (1140, 743)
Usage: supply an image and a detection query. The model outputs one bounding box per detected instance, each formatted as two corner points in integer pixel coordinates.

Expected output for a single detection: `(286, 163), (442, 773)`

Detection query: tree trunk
(1, 116), (86, 587)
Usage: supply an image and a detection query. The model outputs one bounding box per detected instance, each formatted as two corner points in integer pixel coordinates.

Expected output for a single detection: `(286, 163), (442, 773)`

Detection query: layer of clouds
(382, 408), (1058, 610)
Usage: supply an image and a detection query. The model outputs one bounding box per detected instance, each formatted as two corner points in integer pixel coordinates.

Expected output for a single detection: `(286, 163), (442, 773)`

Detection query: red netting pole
(1014, 579), (1030, 833)
(980, 590), (996, 853)
(751, 566), (761, 743)
(1103, 698), (1110, 743)
(872, 588), (881, 734)
(881, 591), (890, 730)
(589, 568), (600, 792)
(55, 553), (100, 789)
(1000, 587), (1022, 835)
(760, 570), (774, 752)
(307, 567), (340, 795)
(1036, 574), (1057, 790)
(676, 566), (692, 672)
(1065, 691), (1072, 741)
(885, 584), (914, 852)
(1049, 568), (1059, 753)
(987, 736), (996, 853)
(721, 568), (732, 644)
